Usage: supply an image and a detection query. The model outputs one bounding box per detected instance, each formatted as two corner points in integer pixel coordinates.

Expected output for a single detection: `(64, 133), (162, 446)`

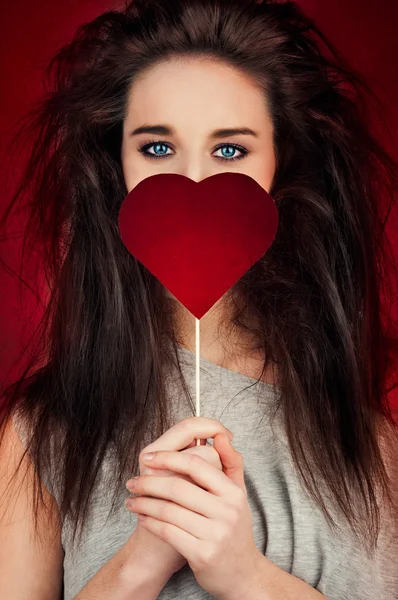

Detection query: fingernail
(143, 452), (155, 461)
(126, 477), (138, 490)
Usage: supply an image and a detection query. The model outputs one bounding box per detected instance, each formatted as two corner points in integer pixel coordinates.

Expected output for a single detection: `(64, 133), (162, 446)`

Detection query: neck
(168, 293), (278, 386)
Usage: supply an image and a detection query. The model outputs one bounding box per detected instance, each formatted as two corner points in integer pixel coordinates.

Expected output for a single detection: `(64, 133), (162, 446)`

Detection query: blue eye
(138, 140), (249, 162)
(140, 142), (171, 158)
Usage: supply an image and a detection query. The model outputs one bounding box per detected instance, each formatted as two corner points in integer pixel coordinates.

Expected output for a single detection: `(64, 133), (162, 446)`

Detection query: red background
(0, 0), (397, 409)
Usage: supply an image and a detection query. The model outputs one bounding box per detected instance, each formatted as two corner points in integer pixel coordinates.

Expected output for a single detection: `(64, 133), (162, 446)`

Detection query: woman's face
(121, 56), (277, 193)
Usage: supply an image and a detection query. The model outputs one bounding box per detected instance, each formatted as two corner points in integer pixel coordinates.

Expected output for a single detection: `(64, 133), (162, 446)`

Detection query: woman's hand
(127, 417), (233, 579)
(126, 419), (262, 599)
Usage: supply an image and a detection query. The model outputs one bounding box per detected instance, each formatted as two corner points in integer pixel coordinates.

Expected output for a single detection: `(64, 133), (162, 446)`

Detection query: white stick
(195, 317), (201, 446)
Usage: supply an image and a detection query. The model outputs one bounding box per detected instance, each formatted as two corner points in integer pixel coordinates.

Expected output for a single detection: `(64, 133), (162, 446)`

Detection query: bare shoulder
(0, 412), (64, 599)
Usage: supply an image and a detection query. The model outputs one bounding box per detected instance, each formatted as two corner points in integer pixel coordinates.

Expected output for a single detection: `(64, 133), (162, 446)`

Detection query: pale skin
(121, 59), (327, 598)
(121, 55), (278, 386)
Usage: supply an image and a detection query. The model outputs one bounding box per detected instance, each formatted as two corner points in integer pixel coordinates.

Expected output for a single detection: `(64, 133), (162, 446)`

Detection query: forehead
(124, 57), (272, 134)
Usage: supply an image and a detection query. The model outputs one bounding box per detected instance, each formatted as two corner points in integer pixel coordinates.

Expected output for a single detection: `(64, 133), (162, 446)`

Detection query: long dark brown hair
(1, 0), (398, 558)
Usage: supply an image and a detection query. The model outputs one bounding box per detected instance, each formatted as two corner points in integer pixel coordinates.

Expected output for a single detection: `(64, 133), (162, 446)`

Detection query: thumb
(212, 432), (246, 493)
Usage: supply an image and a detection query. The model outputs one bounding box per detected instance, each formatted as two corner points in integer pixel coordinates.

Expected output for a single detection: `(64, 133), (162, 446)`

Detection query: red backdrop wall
(0, 0), (397, 410)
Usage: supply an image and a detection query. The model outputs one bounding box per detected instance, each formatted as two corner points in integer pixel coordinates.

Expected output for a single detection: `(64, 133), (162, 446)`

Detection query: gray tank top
(12, 345), (397, 599)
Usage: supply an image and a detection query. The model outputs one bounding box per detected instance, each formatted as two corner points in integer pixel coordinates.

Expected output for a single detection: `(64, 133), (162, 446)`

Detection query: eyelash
(137, 139), (249, 162)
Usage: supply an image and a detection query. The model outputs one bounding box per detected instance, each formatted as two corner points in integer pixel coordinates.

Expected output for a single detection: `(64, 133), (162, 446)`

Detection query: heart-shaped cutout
(118, 172), (278, 319)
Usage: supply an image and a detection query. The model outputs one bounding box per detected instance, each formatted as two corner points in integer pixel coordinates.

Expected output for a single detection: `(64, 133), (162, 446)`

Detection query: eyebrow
(129, 124), (259, 139)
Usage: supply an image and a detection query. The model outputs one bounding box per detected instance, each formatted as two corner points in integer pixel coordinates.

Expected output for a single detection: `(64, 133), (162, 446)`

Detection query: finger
(182, 444), (223, 471)
(127, 495), (210, 540)
(137, 515), (198, 566)
(131, 472), (224, 518)
(141, 450), (239, 498)
(140, 417), (232, 455)
(212, 432), (246, 492)
(185, 438), (207, 449)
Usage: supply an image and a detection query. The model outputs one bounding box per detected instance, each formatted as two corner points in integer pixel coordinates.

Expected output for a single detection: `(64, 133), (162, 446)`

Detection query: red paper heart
(118, 172), (278, 319)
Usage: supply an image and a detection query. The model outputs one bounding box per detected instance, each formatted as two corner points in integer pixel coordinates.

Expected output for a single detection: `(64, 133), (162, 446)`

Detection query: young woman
(0, 0), (397, 598)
